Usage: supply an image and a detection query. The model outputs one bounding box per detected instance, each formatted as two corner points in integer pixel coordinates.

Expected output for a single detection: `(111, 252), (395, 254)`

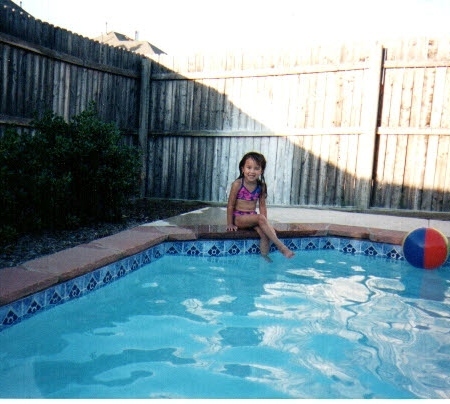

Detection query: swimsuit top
(236, 178), (262, 201)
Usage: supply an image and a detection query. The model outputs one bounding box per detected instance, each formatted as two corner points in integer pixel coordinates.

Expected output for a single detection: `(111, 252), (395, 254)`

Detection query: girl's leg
(236, 214), (294, 258)
(254, 225), (270, 256)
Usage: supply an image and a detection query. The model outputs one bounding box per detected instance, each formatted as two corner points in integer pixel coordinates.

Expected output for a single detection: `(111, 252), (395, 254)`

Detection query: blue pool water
(0, 239), (450, 398)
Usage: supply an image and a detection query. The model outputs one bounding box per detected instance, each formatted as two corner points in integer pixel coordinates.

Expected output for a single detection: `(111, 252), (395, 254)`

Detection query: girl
(226, 152), (294, 259)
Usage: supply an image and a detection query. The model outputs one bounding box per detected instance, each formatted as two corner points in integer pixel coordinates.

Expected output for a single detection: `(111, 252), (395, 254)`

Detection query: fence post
(355, 43), (384, 209)
(138, 58), (152, 198)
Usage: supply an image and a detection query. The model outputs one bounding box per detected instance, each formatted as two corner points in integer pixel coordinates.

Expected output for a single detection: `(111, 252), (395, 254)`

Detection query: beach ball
(402, 227), (449, 269)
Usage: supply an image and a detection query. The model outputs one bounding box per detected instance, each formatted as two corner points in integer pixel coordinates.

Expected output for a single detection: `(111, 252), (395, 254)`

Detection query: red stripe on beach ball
(423, 228), (448, 269)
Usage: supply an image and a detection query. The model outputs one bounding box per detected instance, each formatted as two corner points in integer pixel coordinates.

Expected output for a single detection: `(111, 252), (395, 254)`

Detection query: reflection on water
(0, 250), (449, 398)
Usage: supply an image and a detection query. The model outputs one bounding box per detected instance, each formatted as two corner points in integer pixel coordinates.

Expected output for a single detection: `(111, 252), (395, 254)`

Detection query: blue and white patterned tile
(301, 237), (319, 250)
(340, 239), (361, 254)
(283, 238), (300, 251)
(151, 244), (166, 260)
(353, 239), (366, 254)
(224, 239), (245, 256)
(313, 237), (324, 249)
(126, 255), (138, 271)
(383, 244), (404, 260)
(96, 263), (116, 287)
(85, 273), (100, 292)
(45, 283), (67, 306)
(318, 237), (337, 250)
(166, 241), (184, 255)
(124, 256), (139, 272)
(22, 291), (46, 318)
(193, 240), (218, 257)
(166, 242), (183, 255)
(205, 240), (224, 257)
(130, 250), (144, 269)
(130, 255), (142, 271)
(319, 238), (332, 250)
(65, 278), (85, 301)
(330, 237), (343, 250)
(363, 244), (379, 257)
(183, 242), (202, 256)
(284, 238), (301, 251)
(244, 239), (261, 255)
(360, 241), (381, 257)
(0, 301), (22, 328)
(113, 260), (130, 278)
(140, 248), (153, 265)
(109, 262), (123, 279)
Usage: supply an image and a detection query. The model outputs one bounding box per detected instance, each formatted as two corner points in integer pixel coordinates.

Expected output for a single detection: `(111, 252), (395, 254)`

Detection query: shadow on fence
(1, 1), (450, 212)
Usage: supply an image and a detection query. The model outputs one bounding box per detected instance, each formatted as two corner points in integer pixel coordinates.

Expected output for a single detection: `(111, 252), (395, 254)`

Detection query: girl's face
(241, 157), (263, 181)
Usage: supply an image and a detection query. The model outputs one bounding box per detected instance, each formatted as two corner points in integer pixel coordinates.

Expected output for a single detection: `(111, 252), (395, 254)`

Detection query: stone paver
(0, 266), (59, 306)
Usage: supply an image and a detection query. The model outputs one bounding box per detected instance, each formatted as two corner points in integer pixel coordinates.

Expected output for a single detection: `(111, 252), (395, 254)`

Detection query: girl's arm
(226, 180), (240, 231)
(259, 194), (268, 218)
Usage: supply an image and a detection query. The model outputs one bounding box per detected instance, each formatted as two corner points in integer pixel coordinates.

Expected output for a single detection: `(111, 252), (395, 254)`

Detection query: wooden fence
(147, 39), (450, 211)
(0, 1), (143, 143)
(2, 2), (450, 212)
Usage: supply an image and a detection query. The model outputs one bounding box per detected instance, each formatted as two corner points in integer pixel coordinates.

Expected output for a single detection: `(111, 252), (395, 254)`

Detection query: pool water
(1, 249), (449, 398)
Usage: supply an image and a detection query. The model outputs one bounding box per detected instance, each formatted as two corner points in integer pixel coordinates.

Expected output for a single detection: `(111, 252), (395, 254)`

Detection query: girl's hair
(238, 151), (268, 198)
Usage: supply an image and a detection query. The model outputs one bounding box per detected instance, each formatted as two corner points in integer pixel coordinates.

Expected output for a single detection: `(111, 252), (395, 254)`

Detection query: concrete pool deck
(1, 206), (450, 306)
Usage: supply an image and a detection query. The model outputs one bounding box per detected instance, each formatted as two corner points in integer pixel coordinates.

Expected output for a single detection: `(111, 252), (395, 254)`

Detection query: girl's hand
(226, 224), (238, 232)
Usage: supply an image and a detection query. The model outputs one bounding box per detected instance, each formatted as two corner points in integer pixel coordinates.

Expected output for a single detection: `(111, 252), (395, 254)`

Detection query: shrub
(0, 103), (141, 243)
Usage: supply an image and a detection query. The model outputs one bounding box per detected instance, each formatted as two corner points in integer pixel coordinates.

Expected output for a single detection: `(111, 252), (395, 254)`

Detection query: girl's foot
(281, 247), (294, 258)
(262, 254), (273, 263)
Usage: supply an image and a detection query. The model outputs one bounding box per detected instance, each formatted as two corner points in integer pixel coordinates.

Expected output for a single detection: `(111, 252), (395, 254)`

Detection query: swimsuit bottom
(233, 210), (257, 217)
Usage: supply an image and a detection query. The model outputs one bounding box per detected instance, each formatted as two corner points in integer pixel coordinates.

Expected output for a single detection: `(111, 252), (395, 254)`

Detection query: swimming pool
(0, 237), (449, 398)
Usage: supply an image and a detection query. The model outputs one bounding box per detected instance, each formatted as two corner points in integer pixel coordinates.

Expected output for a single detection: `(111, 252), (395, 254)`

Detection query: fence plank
(422, 135), (440, 210)
(432, 135), (449, 210)
(442, 137), (450, 210)
(355, 44), (384, 208)
(138, 59), (151, 196)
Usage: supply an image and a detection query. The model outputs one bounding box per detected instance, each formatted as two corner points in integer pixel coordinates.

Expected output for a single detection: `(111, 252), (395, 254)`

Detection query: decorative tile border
(0, 236), (444, 333)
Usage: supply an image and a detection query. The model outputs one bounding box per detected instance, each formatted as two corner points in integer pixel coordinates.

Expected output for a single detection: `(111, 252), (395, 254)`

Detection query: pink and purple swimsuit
(233, 178), (262, 219)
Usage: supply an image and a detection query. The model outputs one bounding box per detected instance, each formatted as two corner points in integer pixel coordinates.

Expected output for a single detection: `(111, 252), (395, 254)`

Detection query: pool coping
(0, 220), (407, 307)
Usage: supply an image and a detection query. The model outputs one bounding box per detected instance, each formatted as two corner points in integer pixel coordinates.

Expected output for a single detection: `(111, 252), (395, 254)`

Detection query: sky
(16, 0), (450, 55)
